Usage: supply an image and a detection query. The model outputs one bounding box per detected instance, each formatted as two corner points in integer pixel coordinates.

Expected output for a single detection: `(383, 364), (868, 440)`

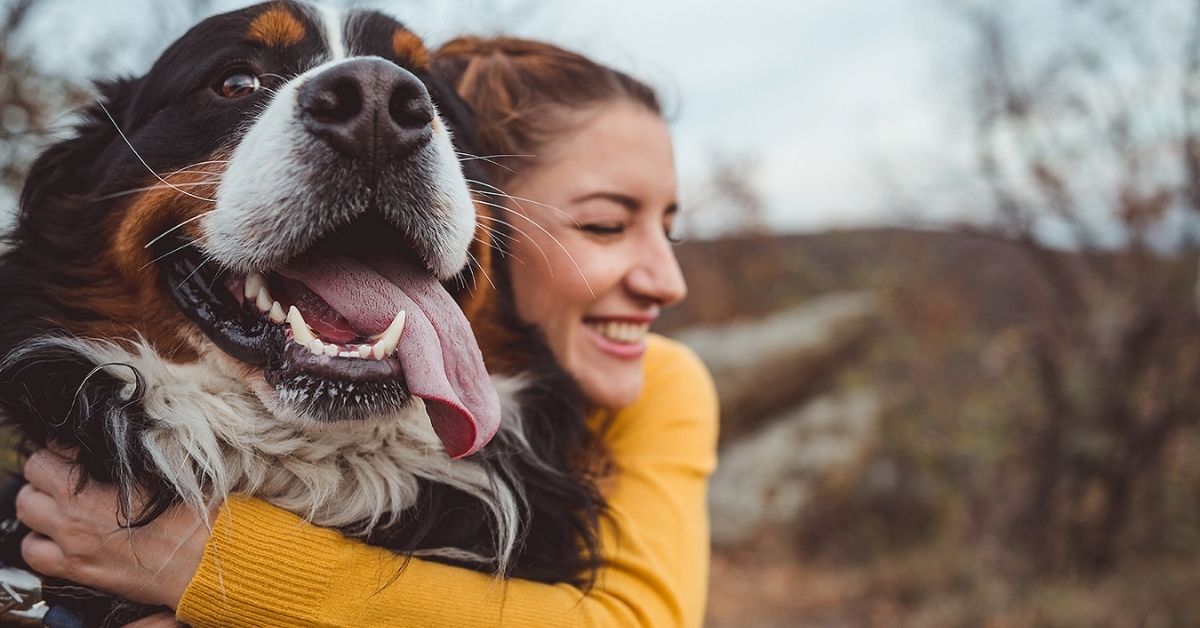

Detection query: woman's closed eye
(579, 223), (626, 237)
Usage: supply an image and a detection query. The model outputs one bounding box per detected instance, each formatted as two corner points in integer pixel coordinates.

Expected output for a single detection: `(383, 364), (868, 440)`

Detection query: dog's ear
(18, 77), (140, 215)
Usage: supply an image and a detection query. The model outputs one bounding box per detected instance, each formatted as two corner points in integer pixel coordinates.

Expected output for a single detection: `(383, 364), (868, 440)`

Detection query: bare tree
(685, 152), (770, 237)
(1, 0), (83, 207)
(951, 0), (1200, 571)
(0, 0), (264, 213)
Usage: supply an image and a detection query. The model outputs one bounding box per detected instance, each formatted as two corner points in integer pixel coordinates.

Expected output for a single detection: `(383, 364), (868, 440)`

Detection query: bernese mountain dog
(0, 1), (602, 623)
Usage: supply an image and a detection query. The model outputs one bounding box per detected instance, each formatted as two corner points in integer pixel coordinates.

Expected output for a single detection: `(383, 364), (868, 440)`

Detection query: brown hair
(434, 39), (654, 585)
(433, 36), (661, 187)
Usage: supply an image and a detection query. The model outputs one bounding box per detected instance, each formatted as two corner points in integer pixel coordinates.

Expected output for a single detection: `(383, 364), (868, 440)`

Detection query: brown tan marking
(247, 5), (306, 47)
(392, 29), (431, 70)
(62, 160), (229, 361)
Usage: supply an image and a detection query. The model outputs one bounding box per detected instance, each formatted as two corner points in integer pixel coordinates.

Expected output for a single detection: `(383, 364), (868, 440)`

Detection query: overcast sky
(15, 0), (979, 235)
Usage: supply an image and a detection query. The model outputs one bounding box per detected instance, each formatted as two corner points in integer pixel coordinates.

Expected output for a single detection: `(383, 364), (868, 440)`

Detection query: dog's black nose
(299, 58), (434, 161)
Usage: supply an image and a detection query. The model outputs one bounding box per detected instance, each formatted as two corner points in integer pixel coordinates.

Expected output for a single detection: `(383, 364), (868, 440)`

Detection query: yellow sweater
(177, 335), (719, 627)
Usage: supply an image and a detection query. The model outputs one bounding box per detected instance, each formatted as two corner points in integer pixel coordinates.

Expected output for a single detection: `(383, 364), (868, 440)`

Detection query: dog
(0, 1), (603, 622)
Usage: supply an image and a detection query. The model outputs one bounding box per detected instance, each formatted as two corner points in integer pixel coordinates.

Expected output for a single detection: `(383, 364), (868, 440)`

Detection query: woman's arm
(17, 336), (717, 627)
(177, 336), (718, 628)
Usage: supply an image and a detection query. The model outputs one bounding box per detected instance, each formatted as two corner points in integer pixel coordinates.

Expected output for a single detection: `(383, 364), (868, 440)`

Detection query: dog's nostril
(389, 82), (434, 130)
(305, 78), (362, 124)
(300, 59), (435, 160)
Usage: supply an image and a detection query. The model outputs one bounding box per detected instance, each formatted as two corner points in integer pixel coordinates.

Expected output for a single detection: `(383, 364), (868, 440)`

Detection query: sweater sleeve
(176, 335), (719, 628)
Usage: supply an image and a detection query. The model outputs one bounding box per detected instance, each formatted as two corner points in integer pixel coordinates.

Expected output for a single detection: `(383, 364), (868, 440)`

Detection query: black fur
(0, 2), (604, 624)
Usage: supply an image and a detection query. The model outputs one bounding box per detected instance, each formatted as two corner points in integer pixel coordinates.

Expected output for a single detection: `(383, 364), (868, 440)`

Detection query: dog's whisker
(95, 98), (221, 203)
(473, 226), (514, 251)
(157, 170), (225, 178)
(474, 199), (595, 298)
(478, 213), (552, 273)
(144, 210), (221, 250)
(162, 159), (231, 177)
(176, 255), (214, 291)
(468, 184), (580, 227)
(95, 181), (221, 202)
(456, 151), (534, 175)
(474, 224), (520, 260)
(456, 152), (535, 159)
(461, 253), (480, 291)
(140, 239), (195, 271)
(476, 217), (529, 263)
(207, 266), (229, 293)
(465, 249), (497, 292)
(470, 236), (505, 256)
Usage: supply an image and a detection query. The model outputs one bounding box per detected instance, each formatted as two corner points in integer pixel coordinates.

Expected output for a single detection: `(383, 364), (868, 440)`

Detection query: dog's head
(7, 1), (499, 457)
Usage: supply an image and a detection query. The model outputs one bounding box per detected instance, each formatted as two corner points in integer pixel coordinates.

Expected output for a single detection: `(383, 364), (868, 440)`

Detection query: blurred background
(3, 0), (1200, 626)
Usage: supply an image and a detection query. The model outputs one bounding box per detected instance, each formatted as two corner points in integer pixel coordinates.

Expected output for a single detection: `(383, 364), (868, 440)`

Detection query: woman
(17, 37), (718, 627)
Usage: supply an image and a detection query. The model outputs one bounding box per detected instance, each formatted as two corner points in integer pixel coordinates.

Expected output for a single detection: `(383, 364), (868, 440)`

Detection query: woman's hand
(14, 448), (212, 610)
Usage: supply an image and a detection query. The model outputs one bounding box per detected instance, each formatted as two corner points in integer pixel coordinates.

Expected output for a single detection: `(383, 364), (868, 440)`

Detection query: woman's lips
(583, 317), (651, 360)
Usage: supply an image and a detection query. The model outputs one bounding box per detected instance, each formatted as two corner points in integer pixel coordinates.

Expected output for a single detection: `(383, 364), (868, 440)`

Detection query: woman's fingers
(14, 483), (59, 536)
(20, 531), (67, 577)
(22, 448), (74, 497)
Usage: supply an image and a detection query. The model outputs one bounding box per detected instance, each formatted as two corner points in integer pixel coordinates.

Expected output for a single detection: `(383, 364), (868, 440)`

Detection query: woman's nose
(626, 232), (688, 306)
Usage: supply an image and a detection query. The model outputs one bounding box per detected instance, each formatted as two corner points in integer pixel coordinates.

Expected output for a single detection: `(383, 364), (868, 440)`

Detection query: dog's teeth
(309, 339), (325, 355)
(371, 342), (387, 360)
(255, 287), (273, 313)
(358, 344), (372, 359)
(323, 343), (339, 357)
(371, 310), (406, 359)
(244, 272), (266, 301)
(338, 351), (355, 358)
(287, 306), (316, 345)
(269, 301), (286, 324)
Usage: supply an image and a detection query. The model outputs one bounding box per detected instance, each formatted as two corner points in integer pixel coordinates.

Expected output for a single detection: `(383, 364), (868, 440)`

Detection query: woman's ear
(18, 77), (139, 215)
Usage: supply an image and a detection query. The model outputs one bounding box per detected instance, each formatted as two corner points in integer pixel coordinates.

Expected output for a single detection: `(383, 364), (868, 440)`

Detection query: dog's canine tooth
(244, 271), (266, 301)
(269, 301), (286, 324)
(287, 306), (316, 345)
(374, 310), (406, 358)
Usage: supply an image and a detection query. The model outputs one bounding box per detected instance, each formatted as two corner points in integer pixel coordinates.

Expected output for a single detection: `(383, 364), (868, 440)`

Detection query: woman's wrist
(152, 503), (215, 609)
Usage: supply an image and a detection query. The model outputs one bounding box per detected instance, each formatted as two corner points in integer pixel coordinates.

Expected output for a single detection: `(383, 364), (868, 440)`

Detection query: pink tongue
(277, 255), (500, 458)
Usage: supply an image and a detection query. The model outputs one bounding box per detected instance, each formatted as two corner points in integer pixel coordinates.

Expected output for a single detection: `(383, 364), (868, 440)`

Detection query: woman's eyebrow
(570, 191), (640, 211)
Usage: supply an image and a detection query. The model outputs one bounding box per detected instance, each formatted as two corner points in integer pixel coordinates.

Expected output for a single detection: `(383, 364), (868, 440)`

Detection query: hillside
(668, 228), (1200, 627)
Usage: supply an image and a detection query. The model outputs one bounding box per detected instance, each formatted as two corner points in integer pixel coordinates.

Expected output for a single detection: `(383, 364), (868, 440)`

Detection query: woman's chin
(574, 358), (645, 410)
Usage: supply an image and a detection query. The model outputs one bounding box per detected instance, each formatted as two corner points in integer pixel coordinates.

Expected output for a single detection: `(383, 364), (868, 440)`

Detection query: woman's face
(501, 100), (687, 410)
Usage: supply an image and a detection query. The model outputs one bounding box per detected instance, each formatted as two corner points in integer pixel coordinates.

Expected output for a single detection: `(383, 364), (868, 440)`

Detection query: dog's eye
(216, 70), (260, 99)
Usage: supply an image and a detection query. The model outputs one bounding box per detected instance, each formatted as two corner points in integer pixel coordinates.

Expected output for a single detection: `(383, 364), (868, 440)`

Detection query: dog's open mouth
(160, 216), (498, 458)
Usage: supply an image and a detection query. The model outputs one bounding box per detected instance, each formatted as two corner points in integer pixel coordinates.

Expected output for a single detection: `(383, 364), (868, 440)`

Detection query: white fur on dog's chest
(62, 338), (513, 542)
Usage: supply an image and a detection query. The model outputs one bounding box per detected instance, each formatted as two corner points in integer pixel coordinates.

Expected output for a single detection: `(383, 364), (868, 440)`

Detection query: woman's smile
(583, 316), (654, 360)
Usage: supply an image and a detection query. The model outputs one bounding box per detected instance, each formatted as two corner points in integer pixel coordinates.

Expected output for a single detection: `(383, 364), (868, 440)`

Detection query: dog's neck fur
(29, 336), (520, 567)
